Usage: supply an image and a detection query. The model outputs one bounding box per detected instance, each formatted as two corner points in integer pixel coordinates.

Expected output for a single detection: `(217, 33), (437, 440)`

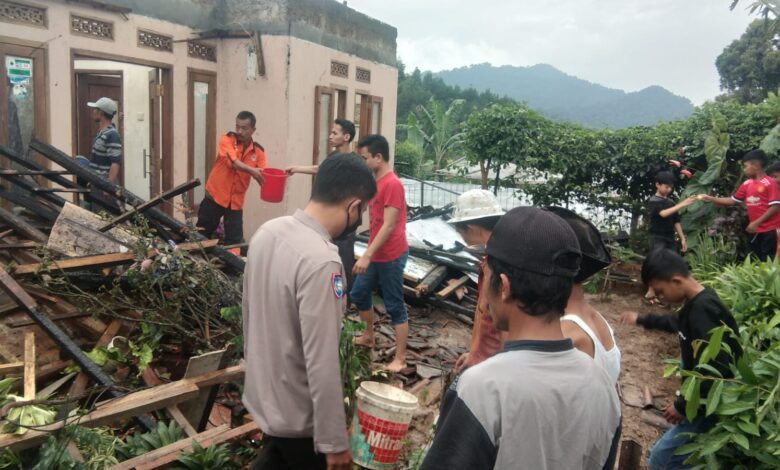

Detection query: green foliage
(116, 420), (184, 461)
(716, 19), (780, 104)
(174, 441), (239, 470)
(688, 234), (739, 285)
(340, 318), (372, 419)
(674, 257), (780, 468)
(33, 426), (120, 470)
(405, 98), (466, 173)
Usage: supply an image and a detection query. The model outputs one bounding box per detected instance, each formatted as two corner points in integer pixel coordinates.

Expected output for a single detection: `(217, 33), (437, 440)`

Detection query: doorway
(187, 69), (216, 209)
(0, 40), (48, 175)
(72, 54), (171, 202)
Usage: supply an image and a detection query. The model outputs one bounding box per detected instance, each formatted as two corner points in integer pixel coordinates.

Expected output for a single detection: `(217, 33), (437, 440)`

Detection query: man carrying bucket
(196, 111), (266, 255)
(243, 154), (376, 470)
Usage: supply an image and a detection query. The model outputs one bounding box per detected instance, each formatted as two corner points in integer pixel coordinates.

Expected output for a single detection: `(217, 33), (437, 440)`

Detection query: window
(355, 93), (383, 141)
(188, 71), (216, 208)
(313, 86), (335, 165)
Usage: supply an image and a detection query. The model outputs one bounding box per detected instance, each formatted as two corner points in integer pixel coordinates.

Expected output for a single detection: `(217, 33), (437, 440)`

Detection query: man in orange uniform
(197, 111), (266, 254)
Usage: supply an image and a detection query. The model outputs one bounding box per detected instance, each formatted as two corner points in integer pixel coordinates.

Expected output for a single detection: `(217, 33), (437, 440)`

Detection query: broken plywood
(47, 202), (137, 257)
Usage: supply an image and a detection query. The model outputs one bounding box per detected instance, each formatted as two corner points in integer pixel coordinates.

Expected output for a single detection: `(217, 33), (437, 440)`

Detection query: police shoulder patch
(331, 273), (345, 298)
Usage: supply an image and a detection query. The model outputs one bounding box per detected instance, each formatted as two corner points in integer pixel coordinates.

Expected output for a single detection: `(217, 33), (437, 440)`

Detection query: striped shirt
(89, 125), (122, 178)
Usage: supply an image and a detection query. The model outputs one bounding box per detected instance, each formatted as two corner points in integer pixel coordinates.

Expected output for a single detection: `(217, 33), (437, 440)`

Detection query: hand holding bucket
(260, 168), (288, 203)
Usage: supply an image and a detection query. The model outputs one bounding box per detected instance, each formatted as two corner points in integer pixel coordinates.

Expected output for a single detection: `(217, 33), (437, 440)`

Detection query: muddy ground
(394, 290), (679, 469)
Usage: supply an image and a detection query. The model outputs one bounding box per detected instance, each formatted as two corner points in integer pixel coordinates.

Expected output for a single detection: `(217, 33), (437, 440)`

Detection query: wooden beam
(617, 439), (643, 470)
(435, 275), (470, 300)
(415, 266), (448, 297)
(110, 421), (259, 470)
(0, 170), (71, 176)
(12, 240), (220, 275)
(0, 145), (81, 193)
(23, 332), (35, 400)
(166, 404), (198, 438)
(9, 312), (91, 328)
(98, 179), (200, 232)
(67, 319), (123, 401)
(0, 207), (47, 244)
(0, 379), (200, 451)
(0, 242), (40, 250)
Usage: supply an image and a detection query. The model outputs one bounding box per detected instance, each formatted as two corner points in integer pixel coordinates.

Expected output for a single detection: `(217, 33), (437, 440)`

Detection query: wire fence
(400, 174), (632, 230)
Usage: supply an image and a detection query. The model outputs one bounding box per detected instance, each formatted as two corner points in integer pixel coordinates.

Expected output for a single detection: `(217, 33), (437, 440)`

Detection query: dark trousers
(748, 229), (778, 261)
(648, 235), (677, 254)
(196, 195), (243, 245)
(250, 436), (326, 470)
(334, 235), (355, 303)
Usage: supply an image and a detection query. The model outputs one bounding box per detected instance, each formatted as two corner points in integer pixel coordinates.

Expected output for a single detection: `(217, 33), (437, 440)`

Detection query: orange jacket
(205, 133), (267, 210)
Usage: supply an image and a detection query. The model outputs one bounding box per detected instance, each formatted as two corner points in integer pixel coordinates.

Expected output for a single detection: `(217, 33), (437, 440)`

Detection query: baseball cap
(87, 97), (118, 116)
(486, 207), (581, 277)
(546, 207), (611, 283)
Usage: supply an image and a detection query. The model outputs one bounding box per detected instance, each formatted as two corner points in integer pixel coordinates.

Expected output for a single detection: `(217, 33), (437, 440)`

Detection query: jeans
(648, 415), (716, 470)
(350, 250), (408, 325)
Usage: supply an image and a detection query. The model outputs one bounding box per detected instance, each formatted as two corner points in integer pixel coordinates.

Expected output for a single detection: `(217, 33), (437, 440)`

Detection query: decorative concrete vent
(70, 14), (113, 40)
(138, 30), (173, 52)
(188, 41), (216, 62)
(0, 0), (46, 27)
(356, 67), (371, 84)
(331, 60), (349, 78)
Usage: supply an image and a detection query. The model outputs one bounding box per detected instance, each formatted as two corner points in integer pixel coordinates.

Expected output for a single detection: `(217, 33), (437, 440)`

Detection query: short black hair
(453, 215), (501, 232)
(487, 256), (573, 321)
(743, 149), (767, 167)
(767, 161), (780, 175)
(102, 111), (115, 121)
(641, 249), (690, 284)
(357, 134), (390, 162)
(334, 119), (356, 143)
(655, 171), (676, 186)
(236, 111), (256, 128)
(312, 153), (377, 204)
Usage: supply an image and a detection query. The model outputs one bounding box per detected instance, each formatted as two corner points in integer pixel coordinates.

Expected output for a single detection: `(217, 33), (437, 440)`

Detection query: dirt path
(400, 291), (680, 469)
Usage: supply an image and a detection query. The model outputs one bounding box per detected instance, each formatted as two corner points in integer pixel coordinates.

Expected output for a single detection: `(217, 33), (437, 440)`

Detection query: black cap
(546, 207), (611, 283)
(486, 207), (581, 277)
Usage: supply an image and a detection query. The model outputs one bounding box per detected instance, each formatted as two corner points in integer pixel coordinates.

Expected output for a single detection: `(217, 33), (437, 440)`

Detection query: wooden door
(75, 73), (123, 184)
(0, 42), (48, 172)
(188, 70), (216, 209)
(148, 69), (162, 197)
(313, 86), (335, 166)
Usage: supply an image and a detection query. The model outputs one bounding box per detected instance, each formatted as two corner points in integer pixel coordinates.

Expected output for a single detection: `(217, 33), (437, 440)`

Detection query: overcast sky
(346, 0), (756, 105)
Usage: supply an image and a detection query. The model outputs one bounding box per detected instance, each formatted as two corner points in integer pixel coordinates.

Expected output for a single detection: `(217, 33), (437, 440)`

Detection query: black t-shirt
(647, 195), (679, 237)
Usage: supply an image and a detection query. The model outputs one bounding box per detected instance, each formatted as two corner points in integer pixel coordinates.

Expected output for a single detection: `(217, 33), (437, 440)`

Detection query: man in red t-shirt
(703, 149), (780, 260)
(352, 134), (410, 373)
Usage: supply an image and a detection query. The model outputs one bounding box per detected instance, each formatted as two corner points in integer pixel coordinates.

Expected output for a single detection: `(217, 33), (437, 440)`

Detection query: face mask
(334, 200), (363, 241)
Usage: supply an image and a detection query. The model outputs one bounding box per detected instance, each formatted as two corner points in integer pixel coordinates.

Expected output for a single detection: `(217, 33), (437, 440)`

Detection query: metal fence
(400, 174), (631, 230)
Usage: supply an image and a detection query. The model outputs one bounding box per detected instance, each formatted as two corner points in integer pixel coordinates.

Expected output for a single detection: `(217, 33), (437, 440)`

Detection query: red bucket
(260, 168), (287, 203)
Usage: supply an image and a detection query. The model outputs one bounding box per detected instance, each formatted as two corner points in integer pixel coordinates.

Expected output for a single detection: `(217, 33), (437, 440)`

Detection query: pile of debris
(0, 140), (257, 468)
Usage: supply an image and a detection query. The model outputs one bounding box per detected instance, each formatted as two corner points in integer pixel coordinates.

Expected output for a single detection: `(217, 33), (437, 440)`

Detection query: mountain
(435, 63), (694, 129)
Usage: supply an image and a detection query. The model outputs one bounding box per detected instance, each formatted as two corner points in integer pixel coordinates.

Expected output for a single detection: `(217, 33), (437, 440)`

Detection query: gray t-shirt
(421, 339), (621, 470)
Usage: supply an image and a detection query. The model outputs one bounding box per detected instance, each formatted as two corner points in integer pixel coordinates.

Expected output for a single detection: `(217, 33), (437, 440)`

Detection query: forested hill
(435, 63), (695, 128)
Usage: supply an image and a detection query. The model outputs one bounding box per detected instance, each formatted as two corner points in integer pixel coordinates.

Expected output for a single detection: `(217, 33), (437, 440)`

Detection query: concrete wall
(74, 59), (154, 200)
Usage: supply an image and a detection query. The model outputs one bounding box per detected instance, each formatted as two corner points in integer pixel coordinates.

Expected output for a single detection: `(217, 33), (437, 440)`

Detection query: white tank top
(561, 313), (621, 385)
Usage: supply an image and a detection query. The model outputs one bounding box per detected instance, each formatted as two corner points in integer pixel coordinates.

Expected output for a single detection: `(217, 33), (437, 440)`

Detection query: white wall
(75, 59), (154, 199)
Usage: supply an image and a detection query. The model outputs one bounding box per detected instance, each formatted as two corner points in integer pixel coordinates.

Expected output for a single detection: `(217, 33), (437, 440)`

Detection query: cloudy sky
(347, 0), (756, 105)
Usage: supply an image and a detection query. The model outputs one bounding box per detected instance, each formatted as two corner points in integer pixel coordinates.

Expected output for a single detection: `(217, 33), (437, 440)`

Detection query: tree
(407, 98), (466, 173)
(716, 19), (780, 103)
(463, 103), (552, 191)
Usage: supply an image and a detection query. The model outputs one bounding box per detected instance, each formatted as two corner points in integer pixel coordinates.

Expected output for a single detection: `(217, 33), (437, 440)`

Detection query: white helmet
(448, 189), (505, 224)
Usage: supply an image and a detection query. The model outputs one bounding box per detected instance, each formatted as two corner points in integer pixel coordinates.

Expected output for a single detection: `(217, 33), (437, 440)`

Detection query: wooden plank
(177, 349), (225, 432)
(23, 332), (35, 400)
(12, 240), (220, 275)
(111, 421), (259, 470)
(166, 404), (198, 438)
(0, 379), (200, 451)
(9, 312), (90, 328)
(435, 275), (470, 300)
(0, 362), (23, 374)
(415, 266), (448, 297)
(0, 242), (40, 250)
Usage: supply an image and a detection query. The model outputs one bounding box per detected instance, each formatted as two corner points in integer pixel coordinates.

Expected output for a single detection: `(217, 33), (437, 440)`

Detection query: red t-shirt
(732, 176), (780, 232)
(368, 172), (408, 262)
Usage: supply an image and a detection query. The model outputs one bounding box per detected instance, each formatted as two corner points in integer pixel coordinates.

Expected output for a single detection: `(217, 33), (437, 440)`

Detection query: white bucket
(350, 381), (419, 469)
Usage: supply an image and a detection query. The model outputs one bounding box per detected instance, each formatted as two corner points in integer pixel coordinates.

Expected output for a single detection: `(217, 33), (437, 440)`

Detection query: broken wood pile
(0, 141), (257, 466)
